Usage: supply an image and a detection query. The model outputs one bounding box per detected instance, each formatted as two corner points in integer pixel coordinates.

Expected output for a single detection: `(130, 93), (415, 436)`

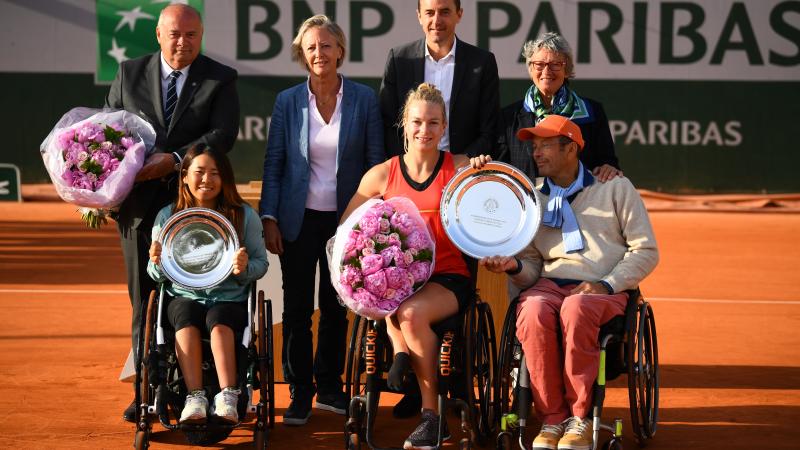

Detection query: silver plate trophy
(440, 161), (541, 259)
(158, 207), (239, 289)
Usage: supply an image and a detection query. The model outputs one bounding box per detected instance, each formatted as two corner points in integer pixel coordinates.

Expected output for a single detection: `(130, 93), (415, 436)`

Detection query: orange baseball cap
(516, 115), (585, 150)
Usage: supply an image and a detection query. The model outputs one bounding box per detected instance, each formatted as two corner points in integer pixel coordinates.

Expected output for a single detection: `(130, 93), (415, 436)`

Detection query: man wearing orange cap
(480, 115), (659, 450)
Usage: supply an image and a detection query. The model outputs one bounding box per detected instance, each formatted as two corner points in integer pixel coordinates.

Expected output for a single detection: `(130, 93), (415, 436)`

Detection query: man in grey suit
(379, 0), (500, 158)
(104, 4), (239, 422)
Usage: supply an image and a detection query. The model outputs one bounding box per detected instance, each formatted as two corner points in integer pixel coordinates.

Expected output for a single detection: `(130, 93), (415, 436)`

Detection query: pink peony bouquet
(41, 107), (155, 228)
(328, 197), (435, 319)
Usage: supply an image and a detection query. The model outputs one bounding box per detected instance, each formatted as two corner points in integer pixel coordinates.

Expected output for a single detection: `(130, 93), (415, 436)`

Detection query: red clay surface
(0, 201), (798, 449)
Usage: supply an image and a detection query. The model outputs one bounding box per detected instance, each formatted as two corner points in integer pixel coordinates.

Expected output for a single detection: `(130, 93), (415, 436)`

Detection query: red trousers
(515, 278), (627, 424)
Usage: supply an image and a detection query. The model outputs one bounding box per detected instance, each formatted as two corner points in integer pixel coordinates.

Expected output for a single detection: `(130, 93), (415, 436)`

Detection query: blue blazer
(259, 77), (385, 242)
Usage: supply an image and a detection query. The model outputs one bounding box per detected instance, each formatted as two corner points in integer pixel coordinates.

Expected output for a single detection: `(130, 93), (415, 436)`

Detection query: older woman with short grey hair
(498, 32), (621, 181)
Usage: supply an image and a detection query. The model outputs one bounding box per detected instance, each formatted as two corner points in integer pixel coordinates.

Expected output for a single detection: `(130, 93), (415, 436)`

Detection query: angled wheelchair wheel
(494, 298), (522, 450)
(256, 291), (276, 435)
(133, 291), (158, 449)
(463, 300), (498, 445)
(627, 300), (659, 445)
(344, 316), (368, 449)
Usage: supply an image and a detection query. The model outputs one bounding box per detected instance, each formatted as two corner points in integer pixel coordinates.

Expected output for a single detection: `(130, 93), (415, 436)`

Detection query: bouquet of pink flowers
(40, 107), (155, 228)
(328, 197), (435, 320)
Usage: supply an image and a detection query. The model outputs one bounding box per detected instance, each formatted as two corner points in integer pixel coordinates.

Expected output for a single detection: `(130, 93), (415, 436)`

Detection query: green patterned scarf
(523, 83), (591, 124)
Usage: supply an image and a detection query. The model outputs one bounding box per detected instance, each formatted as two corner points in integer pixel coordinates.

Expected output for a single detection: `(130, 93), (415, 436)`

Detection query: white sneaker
(211, 387), (241, 424)
(180, 390), (208, 424)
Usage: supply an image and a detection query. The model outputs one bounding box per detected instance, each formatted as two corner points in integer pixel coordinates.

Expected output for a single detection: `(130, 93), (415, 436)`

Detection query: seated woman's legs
(168, 297), (210, 423)
(387, 282), (458, 449)
(206, 301), (248, 423)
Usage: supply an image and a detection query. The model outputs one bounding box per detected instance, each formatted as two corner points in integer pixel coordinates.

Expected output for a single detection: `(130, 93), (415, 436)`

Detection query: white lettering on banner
(238, 116), (272, 141)
(2, 1), (797, 80)
(0, 181), (9, 195)
(609, 120), (742, 146)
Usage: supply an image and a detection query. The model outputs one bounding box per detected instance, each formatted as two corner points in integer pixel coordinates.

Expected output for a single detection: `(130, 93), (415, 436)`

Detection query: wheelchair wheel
(495, 298), (519, 421)
(256, 291), (276, 433)
(627, 301), (659, 445)
(344, 316), (368, 449)
(133, 291), (157, 449)
(463, 300), (498, 445)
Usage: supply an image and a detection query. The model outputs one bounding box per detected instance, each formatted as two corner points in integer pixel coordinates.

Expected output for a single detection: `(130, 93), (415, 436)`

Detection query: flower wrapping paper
(328, 197), (435, 320)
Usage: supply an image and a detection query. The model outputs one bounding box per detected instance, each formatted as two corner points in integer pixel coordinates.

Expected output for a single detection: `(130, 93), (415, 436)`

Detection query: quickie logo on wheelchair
(365, 328), (378, 375)
(439, 331), (455, 376)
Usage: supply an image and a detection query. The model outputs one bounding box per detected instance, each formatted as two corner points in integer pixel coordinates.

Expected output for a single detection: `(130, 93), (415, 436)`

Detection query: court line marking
(0, 289), (127, 294)
(0, 289), (798, 304)
(649, 297), (800, 305)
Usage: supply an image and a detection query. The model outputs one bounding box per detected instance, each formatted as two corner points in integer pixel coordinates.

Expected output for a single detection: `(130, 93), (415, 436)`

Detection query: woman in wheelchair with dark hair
(341, 83), (489, 449)
(147, 144), (268, 425)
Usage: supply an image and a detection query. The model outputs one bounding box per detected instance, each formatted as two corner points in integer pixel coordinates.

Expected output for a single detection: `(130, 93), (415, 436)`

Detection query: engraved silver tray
(440, 162), (540, 258)
(158, 207), (238, 289)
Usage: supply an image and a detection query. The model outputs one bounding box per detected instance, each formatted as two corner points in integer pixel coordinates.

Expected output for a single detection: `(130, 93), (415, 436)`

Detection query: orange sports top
(384, 152), (470, 278)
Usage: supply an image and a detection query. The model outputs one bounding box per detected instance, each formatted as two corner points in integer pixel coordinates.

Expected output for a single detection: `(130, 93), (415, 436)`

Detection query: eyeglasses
(528, 61), (566, 72)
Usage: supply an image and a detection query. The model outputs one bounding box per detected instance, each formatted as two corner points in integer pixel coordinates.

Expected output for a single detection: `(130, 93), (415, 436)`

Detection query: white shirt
(305, 77), (344, 212)
(423, 39), (457, 151)
(159, 53), (191, 113)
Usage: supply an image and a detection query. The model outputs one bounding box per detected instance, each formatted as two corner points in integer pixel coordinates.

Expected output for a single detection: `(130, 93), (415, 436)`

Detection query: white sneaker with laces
(212, 387), (241, 424)
(180, 390), (208, 424)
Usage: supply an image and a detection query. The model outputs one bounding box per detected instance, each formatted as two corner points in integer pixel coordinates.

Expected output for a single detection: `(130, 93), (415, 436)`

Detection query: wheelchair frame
(343, 295), (499, 450)
(495, 289), (659, 450)
(132, 283), (276, 449)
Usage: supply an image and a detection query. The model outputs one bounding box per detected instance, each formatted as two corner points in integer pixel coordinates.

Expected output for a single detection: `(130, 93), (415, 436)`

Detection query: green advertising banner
(96, 0), (203, 83)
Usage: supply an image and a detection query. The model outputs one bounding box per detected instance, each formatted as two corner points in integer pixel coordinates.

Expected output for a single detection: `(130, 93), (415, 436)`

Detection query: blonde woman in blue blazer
(258, 15), (385, 426)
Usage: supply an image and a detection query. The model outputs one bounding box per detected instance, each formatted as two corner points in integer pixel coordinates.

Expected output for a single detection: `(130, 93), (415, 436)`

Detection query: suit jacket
(259, 77), (385, 242)
(497, 97), (619, 180)
(379, 38), (500, 158)
(105, 52), (239, 231)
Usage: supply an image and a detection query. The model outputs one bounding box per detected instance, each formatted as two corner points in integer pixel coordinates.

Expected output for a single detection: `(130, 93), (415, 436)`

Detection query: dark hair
(417, 0), (462, 12)
(175, 144), (245, 238)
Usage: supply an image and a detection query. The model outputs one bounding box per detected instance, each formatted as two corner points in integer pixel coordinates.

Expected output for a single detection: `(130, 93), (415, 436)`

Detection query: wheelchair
(495, 289), (658, 450)
(343, 287), (499, 450)
(132, 283), (276, 449)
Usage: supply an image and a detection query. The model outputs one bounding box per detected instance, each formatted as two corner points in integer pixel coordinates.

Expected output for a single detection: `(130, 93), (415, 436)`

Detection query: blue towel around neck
(542, 162), (587, 253)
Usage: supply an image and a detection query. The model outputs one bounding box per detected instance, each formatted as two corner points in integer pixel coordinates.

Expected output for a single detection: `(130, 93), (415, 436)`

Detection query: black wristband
(505, 257), (523, 275)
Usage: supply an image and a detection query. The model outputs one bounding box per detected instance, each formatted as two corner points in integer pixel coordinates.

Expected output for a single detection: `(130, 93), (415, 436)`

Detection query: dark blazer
(497, 96), (620, 180)
(105, 52), (239, 230)
(259, 78), (385, 242)
(379, 38), (500, 158)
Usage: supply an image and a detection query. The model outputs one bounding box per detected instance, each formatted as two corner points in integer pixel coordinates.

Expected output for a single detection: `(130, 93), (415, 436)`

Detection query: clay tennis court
(1, 193), (798, 449)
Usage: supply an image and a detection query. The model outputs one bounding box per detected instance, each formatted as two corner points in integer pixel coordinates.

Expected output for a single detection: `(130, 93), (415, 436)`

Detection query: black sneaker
(284, 388), (313, 426)
(122, 400), (136, 423)
(402, 410), (450, 450)
(315, 391), (348, 415)
(393, 392), (422, 419)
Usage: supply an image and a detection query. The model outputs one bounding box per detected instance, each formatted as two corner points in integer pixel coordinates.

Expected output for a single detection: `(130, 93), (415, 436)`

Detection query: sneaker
(284, 387), (313, 426)
(211, 387), (241, 424)
(393, 392), (422, 419)
(180, 390), (208, 424)
(315, 391), (348, 415)
(557, 416), (592, 450)
(402, 410), (450, 450)
(532, 422), (565, 450)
